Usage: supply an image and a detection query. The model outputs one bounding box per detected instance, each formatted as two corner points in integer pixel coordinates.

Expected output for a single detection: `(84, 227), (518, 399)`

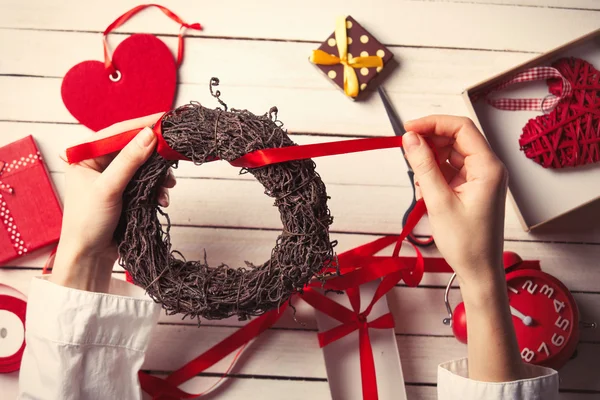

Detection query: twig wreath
(115, 79), (335, 321)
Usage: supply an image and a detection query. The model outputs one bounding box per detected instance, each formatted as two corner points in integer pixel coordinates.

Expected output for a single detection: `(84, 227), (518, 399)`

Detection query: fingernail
(402, 131), (420, 153)
(138, 127), (155, 147)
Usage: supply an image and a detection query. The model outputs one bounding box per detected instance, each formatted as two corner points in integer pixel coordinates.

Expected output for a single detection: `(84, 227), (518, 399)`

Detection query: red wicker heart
(519, 57), (600, 168)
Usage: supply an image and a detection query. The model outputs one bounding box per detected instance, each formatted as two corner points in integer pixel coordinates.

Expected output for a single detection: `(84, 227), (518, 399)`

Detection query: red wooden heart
(519, 57), (600, 168)
(61, 34), (177, 132)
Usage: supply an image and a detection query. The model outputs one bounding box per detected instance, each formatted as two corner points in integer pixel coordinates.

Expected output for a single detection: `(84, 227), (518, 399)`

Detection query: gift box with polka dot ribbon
(310, 16), (394, 99)
(0, 136), (62, 265)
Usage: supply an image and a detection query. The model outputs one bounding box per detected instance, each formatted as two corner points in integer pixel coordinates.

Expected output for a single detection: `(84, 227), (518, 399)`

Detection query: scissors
(378, 87), (435, 247)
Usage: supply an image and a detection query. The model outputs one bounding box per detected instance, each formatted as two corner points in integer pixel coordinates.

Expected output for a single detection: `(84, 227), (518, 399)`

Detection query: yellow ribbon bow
(310, 16), (384, 97)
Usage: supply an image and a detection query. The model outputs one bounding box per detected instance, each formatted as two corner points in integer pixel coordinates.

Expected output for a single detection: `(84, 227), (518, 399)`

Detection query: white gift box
(463, 28), (600, 230)
(313, 279), (407, 400)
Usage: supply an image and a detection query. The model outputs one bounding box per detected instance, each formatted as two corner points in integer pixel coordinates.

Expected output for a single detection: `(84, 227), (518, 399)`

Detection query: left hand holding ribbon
(55, 114), (176, 293)
(310, 16), (383, 97)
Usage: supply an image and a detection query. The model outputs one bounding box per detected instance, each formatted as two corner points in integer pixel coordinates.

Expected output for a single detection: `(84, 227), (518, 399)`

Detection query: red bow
(300, 280), (397, 400)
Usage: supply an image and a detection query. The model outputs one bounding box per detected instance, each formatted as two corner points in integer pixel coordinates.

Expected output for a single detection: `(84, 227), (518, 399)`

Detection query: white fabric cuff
(26, 276), (161, 353)
(438, 358), (559, 400)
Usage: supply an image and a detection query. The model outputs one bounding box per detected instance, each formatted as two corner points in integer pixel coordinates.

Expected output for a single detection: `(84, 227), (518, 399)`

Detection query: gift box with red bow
(305, 279), (408, 400)
(0, 136), (62, 265)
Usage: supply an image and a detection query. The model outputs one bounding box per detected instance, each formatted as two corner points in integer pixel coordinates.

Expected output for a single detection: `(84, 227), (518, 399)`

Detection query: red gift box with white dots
(0, 136), (62, 264)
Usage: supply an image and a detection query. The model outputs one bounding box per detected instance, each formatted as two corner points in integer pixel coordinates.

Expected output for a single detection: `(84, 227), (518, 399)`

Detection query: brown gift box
(312, 16), (393, 100)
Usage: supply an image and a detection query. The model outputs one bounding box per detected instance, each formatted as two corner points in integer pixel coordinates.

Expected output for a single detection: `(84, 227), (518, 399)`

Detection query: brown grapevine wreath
(114, 80), (335, 321)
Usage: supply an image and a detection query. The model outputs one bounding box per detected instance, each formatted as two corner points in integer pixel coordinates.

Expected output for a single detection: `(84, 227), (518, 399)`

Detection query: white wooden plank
(2, 266), (599, 341)
(440, 0), (600, 10)
(2, 370), (597, 400)
(132, 177), (600, 244)
(5, 218), (600, 292)
(0, 29), (535, 94)
(139, 324), (599, 390)
(0, 76), (466, 137)
(0, 372), (442, 400)
(138, 376), (599, 400)
(0, 1), (597, 52)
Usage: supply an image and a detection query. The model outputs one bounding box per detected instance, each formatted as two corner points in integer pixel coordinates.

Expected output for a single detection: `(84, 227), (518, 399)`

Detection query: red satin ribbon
(66, 126), (404, 168)
(66, 116), (190, 164)
(41, 247), (58, 275)
(139, 302), (289, 399)
(103, 4), (202, 76)
(323, 200), (428, 292)
(230, 136), (404, 168)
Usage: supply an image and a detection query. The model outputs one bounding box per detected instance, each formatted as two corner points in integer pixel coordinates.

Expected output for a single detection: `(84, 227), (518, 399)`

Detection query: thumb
(402, 131), (453, 207)
(96, 127), (157, 202)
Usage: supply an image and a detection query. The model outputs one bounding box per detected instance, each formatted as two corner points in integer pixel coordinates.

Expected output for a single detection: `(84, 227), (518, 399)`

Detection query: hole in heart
(109, 70), (122, 83)
(0, 327), (7, 338)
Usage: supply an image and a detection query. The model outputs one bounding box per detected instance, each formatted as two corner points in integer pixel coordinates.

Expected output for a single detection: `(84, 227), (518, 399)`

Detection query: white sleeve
(18, 276), (161, 400)
(437, 358), (559, 400)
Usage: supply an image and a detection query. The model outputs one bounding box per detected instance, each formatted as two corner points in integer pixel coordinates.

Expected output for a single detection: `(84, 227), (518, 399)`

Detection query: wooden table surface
(1, 1), (599, 398)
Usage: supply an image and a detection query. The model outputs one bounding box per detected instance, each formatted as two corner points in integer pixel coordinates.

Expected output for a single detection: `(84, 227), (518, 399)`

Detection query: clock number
(540, 284), (554, 298)
(551, 333), (565, 347)
(521, 348), (535, 362)
(537, 342), (550, 357)
(522, 280), (538, 295)
(554, 299), (566, 313)
(555, 316), (570, 331)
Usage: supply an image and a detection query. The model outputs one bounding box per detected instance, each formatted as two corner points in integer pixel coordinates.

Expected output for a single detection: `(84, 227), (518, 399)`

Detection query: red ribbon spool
(0, 294), (27, 373)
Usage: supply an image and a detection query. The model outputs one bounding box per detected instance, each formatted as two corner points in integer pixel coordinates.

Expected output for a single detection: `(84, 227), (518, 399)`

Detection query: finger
(95, 127), (157, 202)
(403, 131), (454, 208)
(157, 188), (170, 207)
(404, 115), (492, 157)
(162, 169), (177, 189)
(448, 149), (465, 171)
(60, 112), (165, 165)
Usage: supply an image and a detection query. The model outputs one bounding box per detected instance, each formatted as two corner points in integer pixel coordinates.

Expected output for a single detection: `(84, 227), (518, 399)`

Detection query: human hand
(51, 113), (176, 293)
(402, 115), (508, 289)
(403, 116), (526, 382)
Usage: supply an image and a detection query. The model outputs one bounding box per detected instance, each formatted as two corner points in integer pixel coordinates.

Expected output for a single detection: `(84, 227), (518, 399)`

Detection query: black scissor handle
(402, 170), (435, 247)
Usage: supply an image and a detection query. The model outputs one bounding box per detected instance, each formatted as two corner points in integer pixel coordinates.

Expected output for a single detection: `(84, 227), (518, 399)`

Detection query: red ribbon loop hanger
(102, 4), (203, 78)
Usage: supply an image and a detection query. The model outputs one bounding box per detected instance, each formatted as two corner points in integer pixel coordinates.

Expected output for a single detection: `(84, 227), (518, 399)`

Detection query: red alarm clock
(443, 252), (580, 370)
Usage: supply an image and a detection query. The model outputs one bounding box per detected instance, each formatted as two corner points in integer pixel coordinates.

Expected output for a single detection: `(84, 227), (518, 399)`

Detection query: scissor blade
(378, 87), (406, 138)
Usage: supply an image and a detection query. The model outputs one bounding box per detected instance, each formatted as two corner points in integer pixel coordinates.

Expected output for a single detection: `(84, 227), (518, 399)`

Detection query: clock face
(506, 269), (579, 368)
